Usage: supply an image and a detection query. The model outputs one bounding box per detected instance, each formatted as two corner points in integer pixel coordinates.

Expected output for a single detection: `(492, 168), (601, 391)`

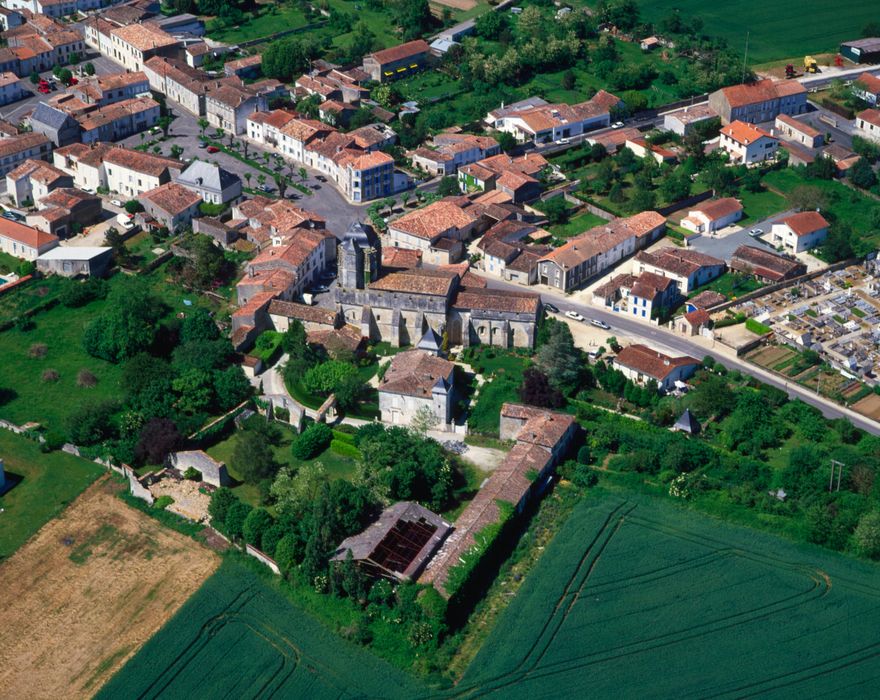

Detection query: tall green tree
(82, 278), (163, 363)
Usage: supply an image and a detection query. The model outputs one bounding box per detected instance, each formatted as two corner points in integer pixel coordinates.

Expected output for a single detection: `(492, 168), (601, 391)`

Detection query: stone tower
(338, 221), (380, 290)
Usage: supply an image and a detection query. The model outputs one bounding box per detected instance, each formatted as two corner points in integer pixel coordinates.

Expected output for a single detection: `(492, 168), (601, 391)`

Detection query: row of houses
(245, 108), (400, 202)
(0, 12), (84, 77)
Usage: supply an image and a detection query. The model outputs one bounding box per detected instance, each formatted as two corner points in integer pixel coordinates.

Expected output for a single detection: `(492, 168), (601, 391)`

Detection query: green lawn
(206, 423), (359, 506)
(206, 5), (311, 44)
(0, 275), (69, 326)
(629, 0), (878, 63)
(764, 168), (880, 248)
(549, 211), (608, 239)
(124, 231), (164, 266)
(738, 186), (789, 225)
(689, 271), (764, 299)
(0, 297), (124, 434)
(0, 430), (104, 559)
(0, 250), (21, 275)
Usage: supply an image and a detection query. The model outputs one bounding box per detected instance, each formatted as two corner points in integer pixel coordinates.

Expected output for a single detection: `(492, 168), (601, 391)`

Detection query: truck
(804, 56), (819, 73)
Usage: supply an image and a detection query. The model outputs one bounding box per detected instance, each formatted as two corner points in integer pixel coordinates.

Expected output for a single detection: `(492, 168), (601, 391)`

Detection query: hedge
(746, 318), (773, 335)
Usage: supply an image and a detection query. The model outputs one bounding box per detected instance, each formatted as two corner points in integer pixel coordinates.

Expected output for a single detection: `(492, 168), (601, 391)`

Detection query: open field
(457, 493), (880, 698)
(632, 0), (878, 63)
(0, 429), (103, 559)
(549, 211), (608, 239)
(99, 559), (426, 700)
(0, 293), (124, 433)
(0, 477), (218, 698)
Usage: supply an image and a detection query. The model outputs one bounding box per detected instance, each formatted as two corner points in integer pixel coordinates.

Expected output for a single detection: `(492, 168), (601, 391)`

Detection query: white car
(110, 199), (123, 207)
(565, 310), (585, 322)
(119, 219), (134, 230)
(590, 318), (611, 330)
(81, 187), (96, 195)
(611, 121), (625, 129)
(748, 228), (764, 237)
(556, 137), (571, 145)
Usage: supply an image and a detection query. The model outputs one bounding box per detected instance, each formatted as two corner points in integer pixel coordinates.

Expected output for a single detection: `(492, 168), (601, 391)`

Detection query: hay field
(0, 477), (219, 699)
(458, 495), (880, 698)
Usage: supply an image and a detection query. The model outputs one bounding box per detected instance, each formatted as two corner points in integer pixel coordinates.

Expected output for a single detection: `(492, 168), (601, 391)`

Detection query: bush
(28, 343), (47, 358)
(183, 466), (201, 481)
(153, 495), (174, 510)
(60, 278), (108, 308)
(330, 439), (361, 458)
(41, 369), (59, 382)
(303, 360), (358, 395)
(76, 369), (97, 388)
(291, 422), (332, 459)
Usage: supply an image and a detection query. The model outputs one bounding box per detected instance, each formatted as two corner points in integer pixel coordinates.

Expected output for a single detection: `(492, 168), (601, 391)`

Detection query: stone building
(334, 222), (542, 349)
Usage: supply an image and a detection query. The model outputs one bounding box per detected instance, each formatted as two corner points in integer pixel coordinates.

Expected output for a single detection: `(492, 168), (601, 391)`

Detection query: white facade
(719, 131), (778, 165)
(770, 221), (828, 253)
(855, 112), (880, 144)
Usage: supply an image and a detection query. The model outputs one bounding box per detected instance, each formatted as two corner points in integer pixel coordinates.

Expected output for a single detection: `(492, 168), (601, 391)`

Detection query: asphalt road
(480, 275), (880, 435)
(688, 210), (796, 260)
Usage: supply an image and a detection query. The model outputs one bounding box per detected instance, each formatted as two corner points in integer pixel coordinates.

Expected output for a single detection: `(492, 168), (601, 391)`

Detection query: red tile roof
(782, 211), (829, 237)
(0, 218), (57, 249)
(614, 344), (699, 381)
(367, 39), (430, 66)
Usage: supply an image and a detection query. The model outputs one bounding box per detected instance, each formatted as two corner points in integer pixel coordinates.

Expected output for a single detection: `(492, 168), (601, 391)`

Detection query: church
(334, 222), (542, 349)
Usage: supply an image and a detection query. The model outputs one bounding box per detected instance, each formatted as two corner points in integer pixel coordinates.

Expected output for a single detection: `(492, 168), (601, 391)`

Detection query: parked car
(198, 141), (208, 149)
(315, 175), (327, 182)
(206, 146), (219, 154)
(544, 302), (560, 314)
(81, 187), (96, 195)
(555, 137), (571, 145)
(590, 318), (611, 330)
(119, 219), (135, 230)
(748, 228), (763, 237)
(1, 211), (23, 222)
(110, 199), (123, 207)
(565, 310), (585, 322)
(611, 121), (625, 129)
(260, 184), (273, 192)
(312, 284), (331, 293)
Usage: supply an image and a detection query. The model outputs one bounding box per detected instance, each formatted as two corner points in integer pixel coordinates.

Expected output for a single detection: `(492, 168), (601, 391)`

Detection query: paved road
(688, 210), (796, 260)
(479, 275), (880, 435)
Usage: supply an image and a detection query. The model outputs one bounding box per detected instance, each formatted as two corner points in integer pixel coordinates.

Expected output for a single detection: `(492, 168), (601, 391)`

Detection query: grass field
(98, 559), (425, 700)
(0, 294), (124, 433)
(632, 0), (878, 63)
(206, 5), (311, 44)
(549, 211), (608, 239)
(0, 275), (68, 326)
(689, 271), (764, 299)
(0, 477), (218, 697)
(457, 493), (880, 698)
(738, 186), (789, 225)
(0, 429), (103, 559)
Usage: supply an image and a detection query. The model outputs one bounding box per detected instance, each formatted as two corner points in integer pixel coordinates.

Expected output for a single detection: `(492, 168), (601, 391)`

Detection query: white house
(0, 217), (58, 260)
(773, 114), (823, 148)
(719, 121), (779, 165)
(855, 108), (880, 144)
(104, 147), (183, 199)
(377, 342), (456, 431)
(680, 197), (743, 235)
(174, 160), (242, 205)
(612, 344), (700, 393)
(770, 211), (829, 253)
(632, 247), (726, 294)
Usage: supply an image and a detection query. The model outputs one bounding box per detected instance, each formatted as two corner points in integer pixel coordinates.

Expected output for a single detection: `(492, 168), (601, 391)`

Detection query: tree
(66, 400), (117, 445)
(410, 405), (440, 435)
(787, 184), (829, 211)
(805, 155), (836, 180)
(157, 115), (173, 137)
(232, 430), (280, 484)
(292, 422), (333, 459)
(853, 510), (880, 558)
(275, 174), (287, 199)
(224, 500), (253, 539)
(391, 0), (435, 40)
(82, 278), (163, 363)
(214, 367), (251, 410)
(303, 360), (359, 394)
(263, 37), (321, 82)
(346, 21), (376, 64)
(475, 10), (506, 39)
(496, 131), (516, 153)
(536, 318), (583, 394)
(541, 196), (569, 225)
(197, 118), (209, 137)
(659, 171), (691, 203)
(134, 418), (182, 465)
(30, 71), (40, 85)
(849, 157), (877, 189)
(520, 367), (564, 408)
(124, 200), (143, 214)
(84, 62), (95, 76)
(517, 6), (543, 38)
(437, 176), (459, 196)
(208, 487), (237, 526)
(181, 308), (219, 343)
(561, 69), (576, 91)
(170, 144), (184, 159)
(182, 233), (225, 290)
(333, 372), (366, 410)
(298, 166), (307, 182)
(243, 508), (275, 549)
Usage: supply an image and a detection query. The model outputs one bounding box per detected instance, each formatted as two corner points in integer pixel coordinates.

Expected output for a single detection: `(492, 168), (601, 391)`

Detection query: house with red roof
(853, 72), (880, 106)
(719, 121), (779, 165)
(362, 40), (430, 83)
(708, 78), (807, 124)
(612, 344), (700, 393)
(680, 197), (743, 235)
(855, 108), (880, 144)
(0, 217), (58, 260)
(770, 211), (829, 253)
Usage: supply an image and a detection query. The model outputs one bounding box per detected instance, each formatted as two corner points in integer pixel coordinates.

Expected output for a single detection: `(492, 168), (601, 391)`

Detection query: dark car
(315, 175), (327, 182)
(312, 284), (331, 293)
(544, 303), (560, 314)
(311, 184), (321, 190)
(1, 211), (24, 222)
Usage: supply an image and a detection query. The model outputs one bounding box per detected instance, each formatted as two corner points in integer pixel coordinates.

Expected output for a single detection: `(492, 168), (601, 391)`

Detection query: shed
(36, 246), (112, 278)
(672, 408), (701, 435)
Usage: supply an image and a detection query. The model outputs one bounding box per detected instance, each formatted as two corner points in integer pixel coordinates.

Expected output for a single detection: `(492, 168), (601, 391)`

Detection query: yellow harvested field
(431, 0), (477, 10)
(853, 393), (880, 422)
(0, 477), (219, 699)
